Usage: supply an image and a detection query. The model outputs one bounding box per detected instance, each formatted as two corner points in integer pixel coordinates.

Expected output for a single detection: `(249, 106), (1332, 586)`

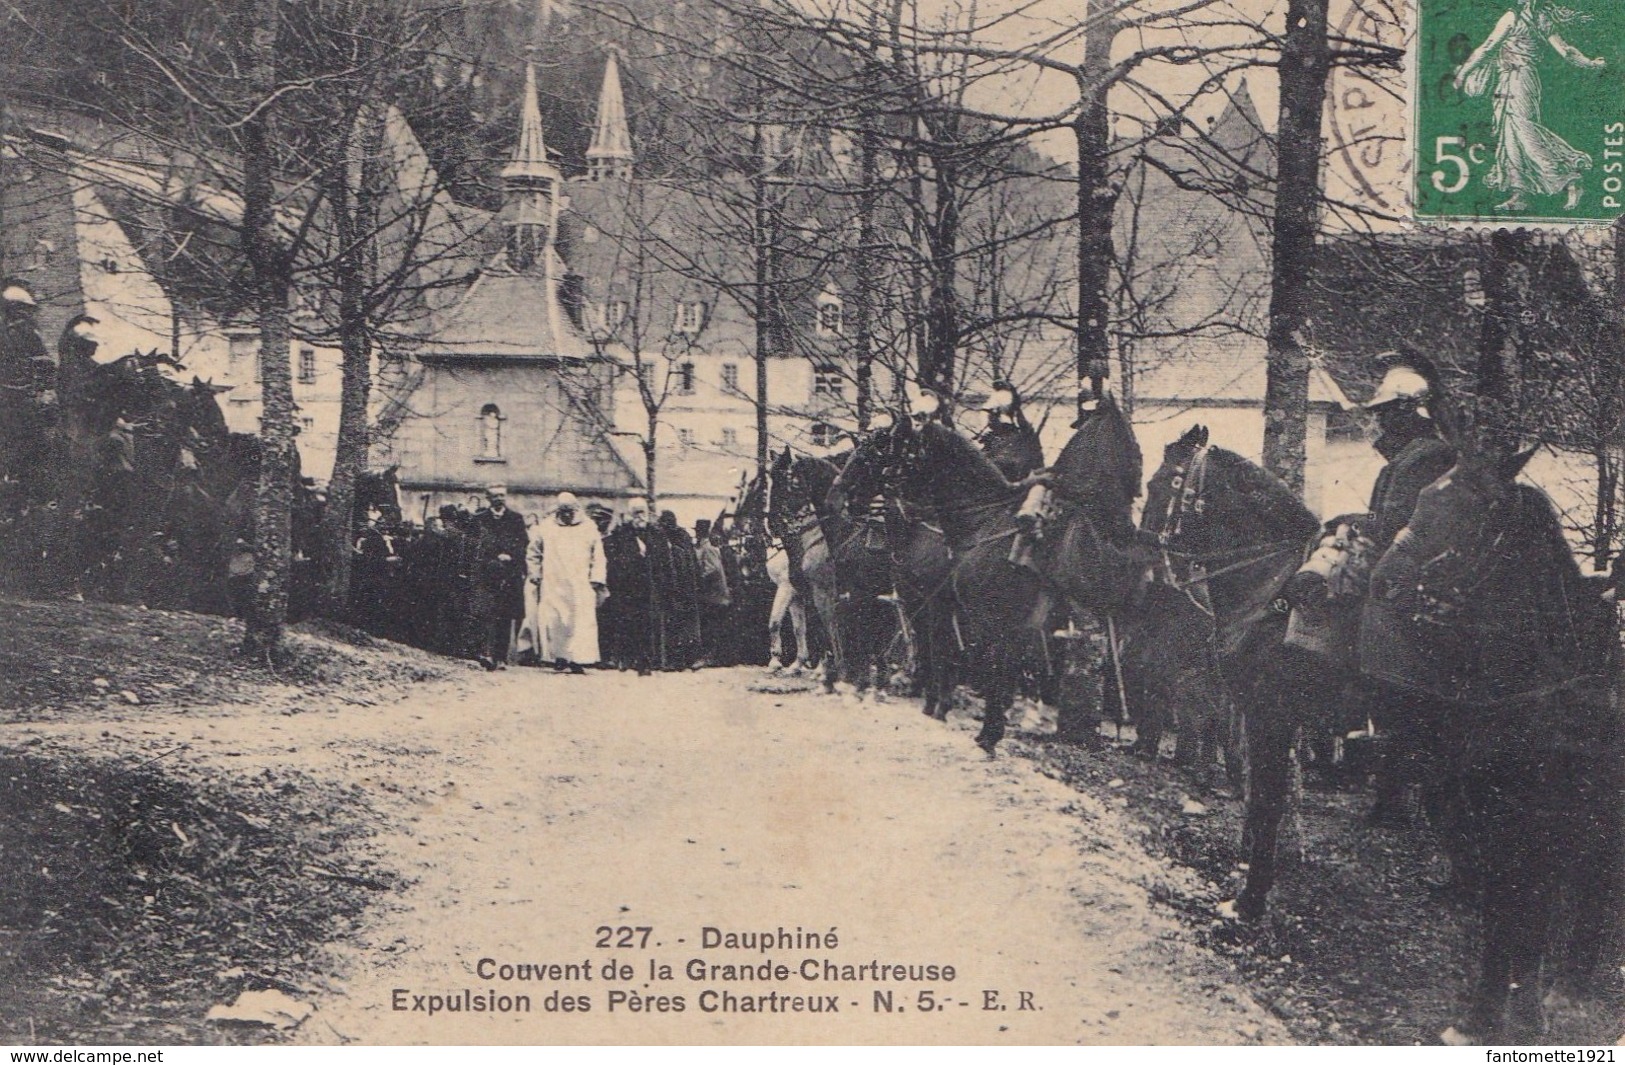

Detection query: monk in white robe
(537, 492), (607, 672)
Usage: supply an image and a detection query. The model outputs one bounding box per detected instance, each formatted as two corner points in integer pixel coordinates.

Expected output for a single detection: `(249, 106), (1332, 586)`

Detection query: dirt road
(10, 664), (1286, 1045)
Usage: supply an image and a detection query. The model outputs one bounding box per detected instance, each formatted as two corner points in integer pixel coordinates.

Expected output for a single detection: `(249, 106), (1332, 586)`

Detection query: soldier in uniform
(1365, 354), (1458, 555)
(1360, 352), (1460, 826)
(976, 381), (1045, 481)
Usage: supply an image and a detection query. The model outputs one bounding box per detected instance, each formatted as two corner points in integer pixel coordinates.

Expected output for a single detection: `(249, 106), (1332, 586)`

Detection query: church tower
(500, 62), (563, 270)
(585, 51), (634, 183)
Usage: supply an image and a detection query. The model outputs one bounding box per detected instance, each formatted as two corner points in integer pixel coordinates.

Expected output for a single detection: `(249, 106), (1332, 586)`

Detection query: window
(595, 300), (628, 334)
(478, 403), (505, 461)
(816, 292), (843, 337)
(1463, 267), (1487, 308)
(675, 300), (707, 334)
(298, 347), (317, 385)
(721, 362), (739, 392)
(720, 427), (738, 448)
(677, 361), (696, 395)
(813, 363), (844, 399)
(300, 416), (316, 433)
(678, 426), (696, 447)
(810, 422), (836, 448)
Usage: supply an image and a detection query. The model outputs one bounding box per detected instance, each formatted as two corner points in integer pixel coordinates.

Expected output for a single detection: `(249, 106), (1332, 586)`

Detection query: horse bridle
(1153, 444), (1210, 551)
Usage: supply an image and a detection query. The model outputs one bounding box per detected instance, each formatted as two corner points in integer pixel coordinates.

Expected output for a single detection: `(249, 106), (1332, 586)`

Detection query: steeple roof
(586, 51), (633, 178)
(501, 62), (560, 183)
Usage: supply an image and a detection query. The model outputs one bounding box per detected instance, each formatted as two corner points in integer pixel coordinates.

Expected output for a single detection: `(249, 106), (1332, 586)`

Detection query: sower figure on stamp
(1453, 0), (1606, 212)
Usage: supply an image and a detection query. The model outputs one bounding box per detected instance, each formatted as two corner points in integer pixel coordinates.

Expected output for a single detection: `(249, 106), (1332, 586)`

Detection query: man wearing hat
(0, 281), (51, 493)
(534, 491), (607, 674)
(1359, 351), (1459, 826)
(1364, 352), (1457, 554)
(470, 484), (528, 669)
(976, 380), (1045, 482)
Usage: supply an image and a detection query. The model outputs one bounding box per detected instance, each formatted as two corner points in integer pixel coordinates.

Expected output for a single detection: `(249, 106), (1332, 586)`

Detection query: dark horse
(1140, 427), (1325, 916)
(1036, 409), (1237, 774)
(1363, 434), (1622, 1042)
(884, 419), (1059, 753)
(833, 425), (958, 719)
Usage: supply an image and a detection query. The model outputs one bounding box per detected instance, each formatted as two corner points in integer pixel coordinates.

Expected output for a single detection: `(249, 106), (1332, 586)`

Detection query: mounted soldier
(1358, 350), (1461, 827)
(1365, 352), (1458, 554)
(975, 381), (1045, 482)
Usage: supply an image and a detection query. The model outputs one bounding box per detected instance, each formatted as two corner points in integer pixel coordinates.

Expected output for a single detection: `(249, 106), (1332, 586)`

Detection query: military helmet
(1365, 352), (1436, 413)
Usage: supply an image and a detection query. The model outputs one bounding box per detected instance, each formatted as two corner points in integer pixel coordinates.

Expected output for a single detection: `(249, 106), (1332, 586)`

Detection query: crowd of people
(348, 484), (777, 674)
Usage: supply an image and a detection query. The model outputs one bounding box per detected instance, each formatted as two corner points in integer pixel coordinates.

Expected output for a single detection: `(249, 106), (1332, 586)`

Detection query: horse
(884, 418), (1061, 753)
(767, 446), (848, 693)
(832, 425), (958, 718)
(737, 470), (811, 673)
(1140, 426), (1326, 916)
(1363, 432), (1622, 1042)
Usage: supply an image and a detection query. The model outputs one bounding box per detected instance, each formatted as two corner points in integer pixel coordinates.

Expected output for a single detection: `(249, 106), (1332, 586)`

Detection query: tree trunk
(643, 416), (658, 508)
(753, 125), (773, 477)
(922, 142), (959, 397)
(241, 0), (295, 658)
(1476, 229), (1531, 450)
(1260, 0), (1331, 496)
(321, 111), (384, 618)
(853, 122), (880, 432)
(1074, 11), (1117, 410)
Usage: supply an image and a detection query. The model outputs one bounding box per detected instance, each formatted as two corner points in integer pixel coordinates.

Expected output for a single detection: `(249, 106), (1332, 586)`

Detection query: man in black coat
(975, 381), (1045, 482)
(1365, 356), (1458, 554)
(605, 504), (657, 674)
(1358, 352), (1460, 826)
(655, 510), (702, 669)
(0, 282), (52, 532)
(469, 484), (529, 669)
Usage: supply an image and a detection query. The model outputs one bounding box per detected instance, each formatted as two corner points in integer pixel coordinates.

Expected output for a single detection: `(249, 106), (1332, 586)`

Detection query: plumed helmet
(1366, 351), (1439, 413)
(907, 389), (942, 419)
(978, 383), (1018, 413)
(2, 280), (37, 307)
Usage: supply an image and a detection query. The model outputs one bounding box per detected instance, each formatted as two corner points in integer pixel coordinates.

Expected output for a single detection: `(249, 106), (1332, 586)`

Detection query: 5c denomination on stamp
(1415, 0), (1625, 225)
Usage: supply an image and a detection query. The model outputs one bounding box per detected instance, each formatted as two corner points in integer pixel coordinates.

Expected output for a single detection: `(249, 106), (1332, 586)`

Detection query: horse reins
(1151, 445), (1303, 608)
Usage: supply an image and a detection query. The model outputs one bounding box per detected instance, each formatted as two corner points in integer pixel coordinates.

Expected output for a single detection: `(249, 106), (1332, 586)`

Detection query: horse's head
(1142, 425), (1319, 621)
(1143, 425), (1210, 550)
(1370, 439), (1617, 703)
(830, 427), (896, 513)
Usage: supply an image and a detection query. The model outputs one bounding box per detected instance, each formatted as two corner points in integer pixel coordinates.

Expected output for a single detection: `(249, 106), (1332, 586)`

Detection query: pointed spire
(502, 62), (559, 182)
(586, 50), (634, 182)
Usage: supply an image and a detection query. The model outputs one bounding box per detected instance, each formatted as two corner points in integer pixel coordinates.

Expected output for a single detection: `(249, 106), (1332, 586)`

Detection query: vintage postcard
(0, 0), (1620, 1051)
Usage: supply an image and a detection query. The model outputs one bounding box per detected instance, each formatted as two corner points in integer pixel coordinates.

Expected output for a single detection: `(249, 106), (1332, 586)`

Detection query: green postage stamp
(1414, 0), (1625, 225)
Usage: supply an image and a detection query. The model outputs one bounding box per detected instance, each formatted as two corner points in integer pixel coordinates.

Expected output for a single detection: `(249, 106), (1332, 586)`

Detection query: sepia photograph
(0, 0), (1620, 1048)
